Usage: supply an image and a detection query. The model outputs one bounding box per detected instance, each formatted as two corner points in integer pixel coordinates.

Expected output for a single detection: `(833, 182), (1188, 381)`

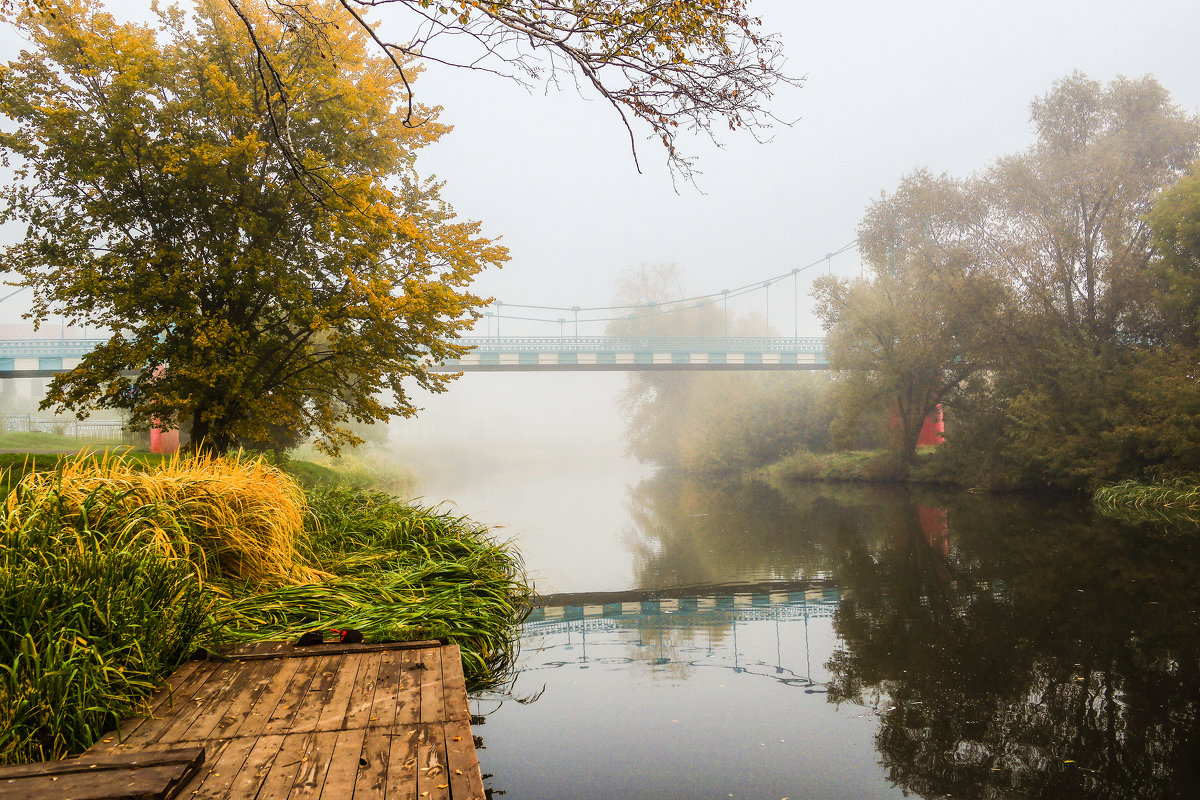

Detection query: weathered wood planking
(71, 640), (485, 800)
(0, 748), (205, 800)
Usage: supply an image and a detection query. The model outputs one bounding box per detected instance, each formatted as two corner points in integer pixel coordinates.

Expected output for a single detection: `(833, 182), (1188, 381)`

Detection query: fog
(385, 372), (650, 595)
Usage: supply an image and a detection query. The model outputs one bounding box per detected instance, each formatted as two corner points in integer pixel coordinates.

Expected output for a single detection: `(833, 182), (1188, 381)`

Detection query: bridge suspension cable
(487, 240), (859, 327)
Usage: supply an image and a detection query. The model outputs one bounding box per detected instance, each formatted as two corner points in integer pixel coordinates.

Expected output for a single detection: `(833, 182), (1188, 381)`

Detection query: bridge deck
(37, 639), (485, 800)
(0, 336), (831, 375)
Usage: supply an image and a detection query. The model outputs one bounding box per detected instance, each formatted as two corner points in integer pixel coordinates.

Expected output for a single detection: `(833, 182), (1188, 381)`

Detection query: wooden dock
(1, 639), (485, 799)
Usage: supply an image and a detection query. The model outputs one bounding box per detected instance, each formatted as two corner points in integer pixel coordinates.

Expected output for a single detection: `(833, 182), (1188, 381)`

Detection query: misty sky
(409, 0), (1200, 336)
(3, 0), (1200, 336)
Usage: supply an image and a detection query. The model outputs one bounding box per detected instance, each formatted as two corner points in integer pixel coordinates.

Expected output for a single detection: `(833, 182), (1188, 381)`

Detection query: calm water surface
(414, 451), (1200, 799)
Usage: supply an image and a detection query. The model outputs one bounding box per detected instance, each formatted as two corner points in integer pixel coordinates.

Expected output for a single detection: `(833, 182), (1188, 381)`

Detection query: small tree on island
(1, 0), (507, 453)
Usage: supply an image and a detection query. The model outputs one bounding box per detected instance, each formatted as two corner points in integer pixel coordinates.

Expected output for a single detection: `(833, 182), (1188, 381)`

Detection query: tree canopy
(0, 0), (506, 452)
(1149, 161), (1200, 346)
(813, 74), (1200, 481)
(814, 171), (1006, 464)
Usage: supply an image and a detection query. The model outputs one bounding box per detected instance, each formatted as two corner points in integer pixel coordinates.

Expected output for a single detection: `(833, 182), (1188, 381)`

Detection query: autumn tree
(0, 0), (506, 453)
(814, 171), (1007, 466)
(984, 72), (1198, 347)
(967, 75), (1200, 486)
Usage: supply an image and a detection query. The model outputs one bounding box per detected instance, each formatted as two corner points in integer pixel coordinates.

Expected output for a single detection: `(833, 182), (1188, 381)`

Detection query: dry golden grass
(5, 450), (327, 585)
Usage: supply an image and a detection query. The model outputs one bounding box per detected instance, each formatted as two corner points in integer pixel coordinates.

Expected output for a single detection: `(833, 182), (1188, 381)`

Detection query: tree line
(814, 72), (1200, 490)
(620, 74), (1200, 491)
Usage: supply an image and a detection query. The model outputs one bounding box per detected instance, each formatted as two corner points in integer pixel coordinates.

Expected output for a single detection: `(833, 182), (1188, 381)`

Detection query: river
(398, 380), (1200, 799)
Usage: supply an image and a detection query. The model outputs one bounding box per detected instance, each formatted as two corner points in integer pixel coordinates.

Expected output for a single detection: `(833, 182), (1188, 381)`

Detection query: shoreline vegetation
(0, 449), (532, 766)
(760, 447), (1200, 528)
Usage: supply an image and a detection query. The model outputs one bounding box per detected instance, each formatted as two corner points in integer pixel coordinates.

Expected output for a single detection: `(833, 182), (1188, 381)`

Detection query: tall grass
(223, 486), (532, 682)
(7, 451), (322, 585)
(0, 451), (532, 765)
(1093, 477), (1200, 527)
(1, 491), (212, 763)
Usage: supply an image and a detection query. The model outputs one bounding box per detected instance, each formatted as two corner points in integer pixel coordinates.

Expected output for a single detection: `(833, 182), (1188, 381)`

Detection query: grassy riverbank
(0, 450), (531, 765)
(765, 446), (1200, 529)
(760, 447), (953, 486)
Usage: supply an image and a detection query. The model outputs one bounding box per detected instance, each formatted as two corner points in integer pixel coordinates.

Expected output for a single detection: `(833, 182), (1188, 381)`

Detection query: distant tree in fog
(814, 171), (1007, 466)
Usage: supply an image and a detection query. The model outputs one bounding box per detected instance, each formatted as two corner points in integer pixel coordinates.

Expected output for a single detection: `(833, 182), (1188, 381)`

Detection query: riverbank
(760, 447), (954, 486)
(0, 450), (531, 765)
(761, 447), (1200, 529)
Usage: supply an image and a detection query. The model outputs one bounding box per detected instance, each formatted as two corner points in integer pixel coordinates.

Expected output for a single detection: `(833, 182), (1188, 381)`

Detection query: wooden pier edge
(0, 639), (487, 800)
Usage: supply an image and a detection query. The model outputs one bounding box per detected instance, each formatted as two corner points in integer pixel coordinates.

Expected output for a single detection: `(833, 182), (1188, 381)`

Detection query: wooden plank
(220, 734), (286, 800)
(175, 736), (256, 800)
(228, 641), (291, 658)
(229, 656), (305, 739)
(317, 728), (368, 799)
(315, 650), (367, 733)
(260, 658), (321, 737)
(415, 725), (451, 800)
(393, 650), (422, 727)
(439, 644), (471, 724)
(0, 747), (205, 779)
(369, 650), (405, 731)
(341, 651), (384, 730)
(443, 719), (485, 800)
(351, 728), (395, 800)
(92, 661), (221, 752)
(252, 732), (315, 800)
(0, 748), (205, 800)
(384, 728), (419, 800)
(286, 730), (339, 798)
(204, 657), (289, 741)
(152, 660), (244, 745)
(419, 646), (444, 724)
(178, 655), (285, 743)
(287, 654), (342, 735)
(3, 763), (193, 800)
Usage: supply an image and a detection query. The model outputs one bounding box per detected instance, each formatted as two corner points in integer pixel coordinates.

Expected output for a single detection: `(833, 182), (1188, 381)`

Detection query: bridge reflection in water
(517, 580), (840, 690)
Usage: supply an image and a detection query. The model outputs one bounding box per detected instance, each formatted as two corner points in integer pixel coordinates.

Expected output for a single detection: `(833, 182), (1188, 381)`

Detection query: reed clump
(0, 450), (531, 765)
(5, 451), (322, 586)
(226, 486), (533, 681)
(1, 495), (213, 764)
(1093, 477), (1200, 526)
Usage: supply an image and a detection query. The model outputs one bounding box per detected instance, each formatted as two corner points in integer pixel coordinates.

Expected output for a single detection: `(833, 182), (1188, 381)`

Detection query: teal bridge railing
(436, 336), (828, 371)
(1, 336), (830, 375)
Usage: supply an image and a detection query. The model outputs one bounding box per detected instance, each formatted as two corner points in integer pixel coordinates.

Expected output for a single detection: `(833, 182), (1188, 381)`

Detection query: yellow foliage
(5, 450), (326, 586)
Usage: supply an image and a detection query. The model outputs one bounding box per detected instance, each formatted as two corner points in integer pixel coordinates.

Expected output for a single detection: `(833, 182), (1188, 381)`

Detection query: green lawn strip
(0, 430), (126, 452)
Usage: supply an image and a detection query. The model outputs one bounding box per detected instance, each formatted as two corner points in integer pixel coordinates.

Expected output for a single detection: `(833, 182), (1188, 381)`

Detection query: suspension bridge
(0, 335), (829, 376)
(0, 242), (857, 377)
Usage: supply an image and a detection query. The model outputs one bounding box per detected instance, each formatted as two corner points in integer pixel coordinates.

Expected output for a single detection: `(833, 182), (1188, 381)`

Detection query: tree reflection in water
(625, 472), (1200, 798)
(824, 492), (1200, 799)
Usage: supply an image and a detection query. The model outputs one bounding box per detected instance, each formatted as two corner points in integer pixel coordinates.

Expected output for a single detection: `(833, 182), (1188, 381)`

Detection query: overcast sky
(407, 0), (1200, 336)
(4, 0), (1200, 338)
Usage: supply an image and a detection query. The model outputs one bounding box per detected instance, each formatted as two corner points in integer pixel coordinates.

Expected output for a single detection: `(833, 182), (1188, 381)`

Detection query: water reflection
(827, 492), (1200, 799)
(478, 472), (1200, 799)
(480, 580), (888, 800)
(524, 582), (838, 688)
